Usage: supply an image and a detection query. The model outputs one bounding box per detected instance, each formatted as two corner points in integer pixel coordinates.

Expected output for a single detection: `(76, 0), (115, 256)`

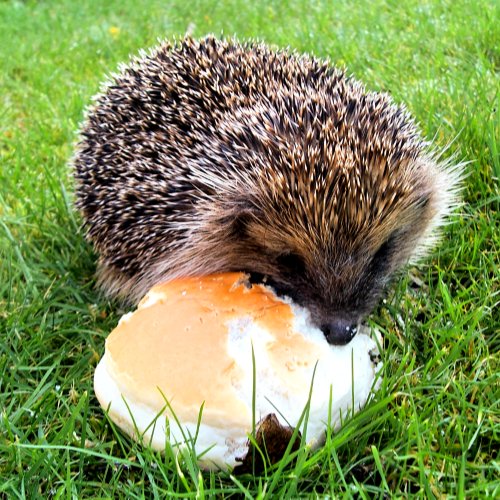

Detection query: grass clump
(1, 0), (498, 497)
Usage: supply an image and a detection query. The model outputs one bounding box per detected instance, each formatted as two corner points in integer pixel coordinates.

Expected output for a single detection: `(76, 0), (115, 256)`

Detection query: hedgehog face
(232, 155), (442, 345)
(260, 241), (404, 345)
(240, 209), (429, 345)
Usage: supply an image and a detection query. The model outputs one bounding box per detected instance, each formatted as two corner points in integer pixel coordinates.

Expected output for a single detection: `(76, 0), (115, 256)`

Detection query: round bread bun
(94, 273), (381, 471)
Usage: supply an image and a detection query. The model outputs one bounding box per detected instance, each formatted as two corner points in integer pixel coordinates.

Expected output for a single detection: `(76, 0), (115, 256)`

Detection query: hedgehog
(73, 36), (460, 345)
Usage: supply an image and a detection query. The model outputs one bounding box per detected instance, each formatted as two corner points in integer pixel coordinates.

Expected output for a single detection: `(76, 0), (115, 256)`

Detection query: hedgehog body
(74, 37), (459, 344)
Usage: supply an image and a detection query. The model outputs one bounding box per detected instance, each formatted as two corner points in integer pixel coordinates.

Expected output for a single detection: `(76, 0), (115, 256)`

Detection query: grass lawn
(1, 0), (498, 497)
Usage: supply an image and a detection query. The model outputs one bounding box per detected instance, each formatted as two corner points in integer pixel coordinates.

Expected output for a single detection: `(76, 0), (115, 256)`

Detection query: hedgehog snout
(321, 320), (359, 345)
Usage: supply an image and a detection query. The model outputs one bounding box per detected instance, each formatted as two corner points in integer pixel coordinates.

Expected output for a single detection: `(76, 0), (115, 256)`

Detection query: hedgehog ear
(229, 206), (258, 238)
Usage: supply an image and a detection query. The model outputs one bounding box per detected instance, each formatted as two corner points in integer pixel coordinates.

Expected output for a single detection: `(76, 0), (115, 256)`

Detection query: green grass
(1, 0), (498, 496)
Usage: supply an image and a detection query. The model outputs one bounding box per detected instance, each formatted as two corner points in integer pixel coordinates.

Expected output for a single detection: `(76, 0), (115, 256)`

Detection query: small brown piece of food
(234, 414), (301, 474)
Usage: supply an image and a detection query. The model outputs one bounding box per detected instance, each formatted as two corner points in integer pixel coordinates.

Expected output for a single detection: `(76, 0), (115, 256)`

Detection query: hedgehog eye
(276, 253), (306, 274)
(370, 232), (398, 271)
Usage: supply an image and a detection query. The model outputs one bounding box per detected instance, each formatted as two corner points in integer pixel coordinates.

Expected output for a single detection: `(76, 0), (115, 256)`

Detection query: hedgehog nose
(321, 321), (358, 345)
